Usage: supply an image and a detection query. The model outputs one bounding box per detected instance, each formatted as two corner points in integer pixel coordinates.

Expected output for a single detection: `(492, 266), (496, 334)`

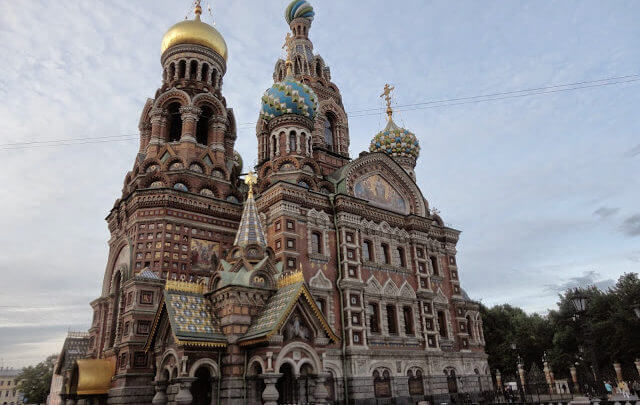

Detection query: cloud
(544, 270), (616, 294)
(593, 206), (619, 219)
(620, 214), (640, 236)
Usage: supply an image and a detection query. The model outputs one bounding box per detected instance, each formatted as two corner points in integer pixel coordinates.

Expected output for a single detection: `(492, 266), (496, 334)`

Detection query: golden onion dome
(161, 4), (228, 61)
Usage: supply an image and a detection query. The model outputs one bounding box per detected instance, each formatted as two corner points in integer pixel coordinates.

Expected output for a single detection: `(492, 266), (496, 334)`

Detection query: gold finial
(283, 33), (294, 76)
(245, 171), (258, 198)
(380, 83), (395, 120)
(194, 0), (202, 21)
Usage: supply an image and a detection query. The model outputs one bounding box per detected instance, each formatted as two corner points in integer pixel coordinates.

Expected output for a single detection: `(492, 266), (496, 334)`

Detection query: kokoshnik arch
(55, 1), (491, 404)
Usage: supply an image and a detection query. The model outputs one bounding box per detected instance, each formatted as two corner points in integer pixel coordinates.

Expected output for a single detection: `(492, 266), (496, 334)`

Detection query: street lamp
(570, 289), (588, 313)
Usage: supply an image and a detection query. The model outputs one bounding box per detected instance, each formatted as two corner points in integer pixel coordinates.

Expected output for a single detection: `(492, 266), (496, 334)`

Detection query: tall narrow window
(189, 60), (198, 80)
(195, 106), (212, 145)
(368, 303), (380, 333)
(324, 114), (335, 150)
(381, 244), (390, 265)
(311, 232), (322, 254)
(437, 311), (447, 338)
(386, 305), (397, 335)
(403, 306), (414, 335)
(397, 247), (406, 268)
(362, 240), (372, 262)
(430, 256), (439, 276)
(167, 103), (182, 142)
(289, 131), (297, 152)
(466, 315), (473, 339)
(110, 273), (122, 347)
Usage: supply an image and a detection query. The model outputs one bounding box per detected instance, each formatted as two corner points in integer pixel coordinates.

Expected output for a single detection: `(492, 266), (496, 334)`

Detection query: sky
(0, 0), (638, 368)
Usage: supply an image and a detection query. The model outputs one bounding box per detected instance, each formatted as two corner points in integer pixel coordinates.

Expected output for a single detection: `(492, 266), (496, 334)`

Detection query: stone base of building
(107, 386), (155, 404)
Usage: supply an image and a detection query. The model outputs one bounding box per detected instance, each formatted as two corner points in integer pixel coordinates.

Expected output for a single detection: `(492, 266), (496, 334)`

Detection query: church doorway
(191, 366), (213, 405)
(277, 362), (313, 405)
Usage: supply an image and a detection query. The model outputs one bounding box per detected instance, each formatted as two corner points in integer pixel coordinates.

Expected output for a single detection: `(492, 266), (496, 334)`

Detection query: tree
(16, 354), (57, 404)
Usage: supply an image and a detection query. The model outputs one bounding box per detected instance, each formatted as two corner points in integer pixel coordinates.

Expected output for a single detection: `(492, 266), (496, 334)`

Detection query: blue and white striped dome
(260, 78), (318, 122)
(285, 0), (315, 24)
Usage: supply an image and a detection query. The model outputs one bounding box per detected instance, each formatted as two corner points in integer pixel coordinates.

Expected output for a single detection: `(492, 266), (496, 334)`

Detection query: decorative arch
(101, 243), (130, 296)
(365, 276), (382, 295)
(343, 153), (428, 216)
(298, 157), (320, 174)
(275, 341), (323, 377)
(382, 279), (399, 297)
(188, 358), (220, 378)
(247, 356), (266, 376)
(192, 93), (227, 119)
(153, 88), (191, 110)
(138, 98), (154, 132)
(164, 156), (186, 172)
(274, 156), (300, 172)
(399, 282), (417, 299)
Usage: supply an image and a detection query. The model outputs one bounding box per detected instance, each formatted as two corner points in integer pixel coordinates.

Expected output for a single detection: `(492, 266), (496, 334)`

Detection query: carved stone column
(174, 377), (197, 405)
(179, 106), (201, 143)
(152, 380), (168, 405)
(260, 373), (282, 405)
(208, 121), (226, 153)
(313, 372), (331, 405)
(149, 108), (167, 146)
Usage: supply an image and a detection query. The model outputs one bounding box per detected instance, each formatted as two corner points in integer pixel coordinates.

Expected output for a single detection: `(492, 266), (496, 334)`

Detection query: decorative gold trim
(165, 279), (206, 294)
(175, 336), (227, 348)
(277, 270), (304, 288)
(144, 299), (167, 352)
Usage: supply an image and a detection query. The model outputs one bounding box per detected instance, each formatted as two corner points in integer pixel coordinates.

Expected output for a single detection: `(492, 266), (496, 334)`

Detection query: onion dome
(370, 118), (420, 159)
(285, 0), (315, 24)
(161, 3), (228, 61)
(260, 78), (318, 122)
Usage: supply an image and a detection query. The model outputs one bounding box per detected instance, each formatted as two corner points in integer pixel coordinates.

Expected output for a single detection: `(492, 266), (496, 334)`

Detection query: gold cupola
(161, 2), (228, 61)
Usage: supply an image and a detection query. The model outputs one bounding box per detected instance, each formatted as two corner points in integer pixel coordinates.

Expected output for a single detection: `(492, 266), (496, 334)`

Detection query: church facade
(60, 1), (490, 404)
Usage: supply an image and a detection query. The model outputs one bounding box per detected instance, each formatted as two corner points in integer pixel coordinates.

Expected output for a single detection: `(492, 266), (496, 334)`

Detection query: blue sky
(0, 0), (638, 367)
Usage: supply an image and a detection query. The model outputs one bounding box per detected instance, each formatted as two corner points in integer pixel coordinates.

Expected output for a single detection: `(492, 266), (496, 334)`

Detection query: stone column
(208, 121), (226, 154)
(140, 123), (152, 152)
(613, 362), (623, 384)
(570, 366), (579, 394)
(174, 377), (197, 405)
(313, 372), (331, 405)
(260, 373), (282, 405)
(149, 108), (167, 146)
(152, 380), (168, 405)
(179, 106), (200, 143)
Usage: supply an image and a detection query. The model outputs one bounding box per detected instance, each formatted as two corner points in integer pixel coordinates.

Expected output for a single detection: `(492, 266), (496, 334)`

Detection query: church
(59, 1), (490, 404)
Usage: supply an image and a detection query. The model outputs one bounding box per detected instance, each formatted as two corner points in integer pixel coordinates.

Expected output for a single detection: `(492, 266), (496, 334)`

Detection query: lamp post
(569, 288), (603, 398)
(511, 343), (526, 401)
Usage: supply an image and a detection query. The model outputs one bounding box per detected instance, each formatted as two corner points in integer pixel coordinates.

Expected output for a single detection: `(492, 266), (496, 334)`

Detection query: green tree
(16, 354), (57, 404)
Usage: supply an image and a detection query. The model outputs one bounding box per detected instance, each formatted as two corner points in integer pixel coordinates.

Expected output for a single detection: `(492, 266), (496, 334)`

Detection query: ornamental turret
(370, 84), (421, 180)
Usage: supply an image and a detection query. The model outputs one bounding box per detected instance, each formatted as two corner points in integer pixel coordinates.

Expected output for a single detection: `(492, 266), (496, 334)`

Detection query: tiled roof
(137, 268), (161, 280)
(233, 192), (266, 247)
(164, 290), (225, 345)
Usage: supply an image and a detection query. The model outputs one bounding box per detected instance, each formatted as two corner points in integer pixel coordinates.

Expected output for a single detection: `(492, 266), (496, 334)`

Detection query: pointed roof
(234, 172), (267, 247)
(239, 271), (339, 346)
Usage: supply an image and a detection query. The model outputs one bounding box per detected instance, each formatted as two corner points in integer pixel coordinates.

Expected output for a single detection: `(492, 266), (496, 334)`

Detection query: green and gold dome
(370, 118), (420, 159)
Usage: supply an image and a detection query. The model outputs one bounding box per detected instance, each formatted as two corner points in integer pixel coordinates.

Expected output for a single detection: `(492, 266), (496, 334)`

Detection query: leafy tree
(16, 354), (57, 404)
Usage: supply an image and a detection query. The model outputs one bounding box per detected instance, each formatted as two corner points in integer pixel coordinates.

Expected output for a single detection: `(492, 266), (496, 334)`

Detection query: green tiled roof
(164, 290), (225, 344)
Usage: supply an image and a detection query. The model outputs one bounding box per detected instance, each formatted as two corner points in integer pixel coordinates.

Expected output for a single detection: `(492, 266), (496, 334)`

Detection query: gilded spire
(283, 33), (294, 77)
(380, 83), (395, 120)
(234, 172), (266, 248)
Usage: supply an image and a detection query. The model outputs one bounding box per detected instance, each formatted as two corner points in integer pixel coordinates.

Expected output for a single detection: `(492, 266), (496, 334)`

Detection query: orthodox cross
(283, 33), (294, 75)
(245, 171), (258, 198)
(380, 83), (395, 119)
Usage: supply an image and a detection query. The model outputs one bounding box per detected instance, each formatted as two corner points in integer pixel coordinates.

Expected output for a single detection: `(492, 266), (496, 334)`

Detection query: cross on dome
(380, 83), (395, 120)
(244, 171), (258, 198)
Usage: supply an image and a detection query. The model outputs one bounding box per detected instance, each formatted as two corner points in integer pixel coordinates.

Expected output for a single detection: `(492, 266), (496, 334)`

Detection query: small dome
(370, 118), (420, 159)
(285, 0), (315, 24)
(161, 11), (228, 61)
(260, 78), (318, 122)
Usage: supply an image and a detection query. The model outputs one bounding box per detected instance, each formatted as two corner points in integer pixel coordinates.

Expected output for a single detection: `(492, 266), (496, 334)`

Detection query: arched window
(466, 315), (473, 339)
(386, 305), (397, 335)
(189, 60), (198, 80)
(446, 369), (458, 394)
(362, 240), (373, 262)
(430, 256), (439, 276)
(324, 113), (335, 150)
(196, 106), (212, 145)
(178, 60), (186, 79)
(167, 103), (182, 142)
(368, 303), (380, 333)
(168, 63), (176, 81)
(397, 247), (406, 268)
(403, 306), (414, 335)
(211, 69), (218, 87)
(289, 131), (297, 152)
(381, 243), (390, 265)
(408, 369), (424, 396)
(373, 370), (392, 398)
(437, 310), (447, 338)
(201, 64), (209, 84)
(311, 232), (322, 254)
(190, 367), (213, 405)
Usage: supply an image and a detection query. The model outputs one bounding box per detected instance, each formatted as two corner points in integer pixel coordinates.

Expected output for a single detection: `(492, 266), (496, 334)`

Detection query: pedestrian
(604, 381), (613, 397)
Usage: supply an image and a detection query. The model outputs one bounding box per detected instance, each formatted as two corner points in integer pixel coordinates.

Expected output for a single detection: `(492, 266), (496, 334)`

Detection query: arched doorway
(446, 369), (459, 394)
(191, 367), (213, 405)
(247, 361), (265, 405)
(277, 363), (298, 405)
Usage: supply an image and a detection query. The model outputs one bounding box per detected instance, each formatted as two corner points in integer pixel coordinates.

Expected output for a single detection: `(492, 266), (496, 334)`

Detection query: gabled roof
(239, 272), (339, 346)
(146, 280), (226, 350)
(233, 187), (266, 247)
